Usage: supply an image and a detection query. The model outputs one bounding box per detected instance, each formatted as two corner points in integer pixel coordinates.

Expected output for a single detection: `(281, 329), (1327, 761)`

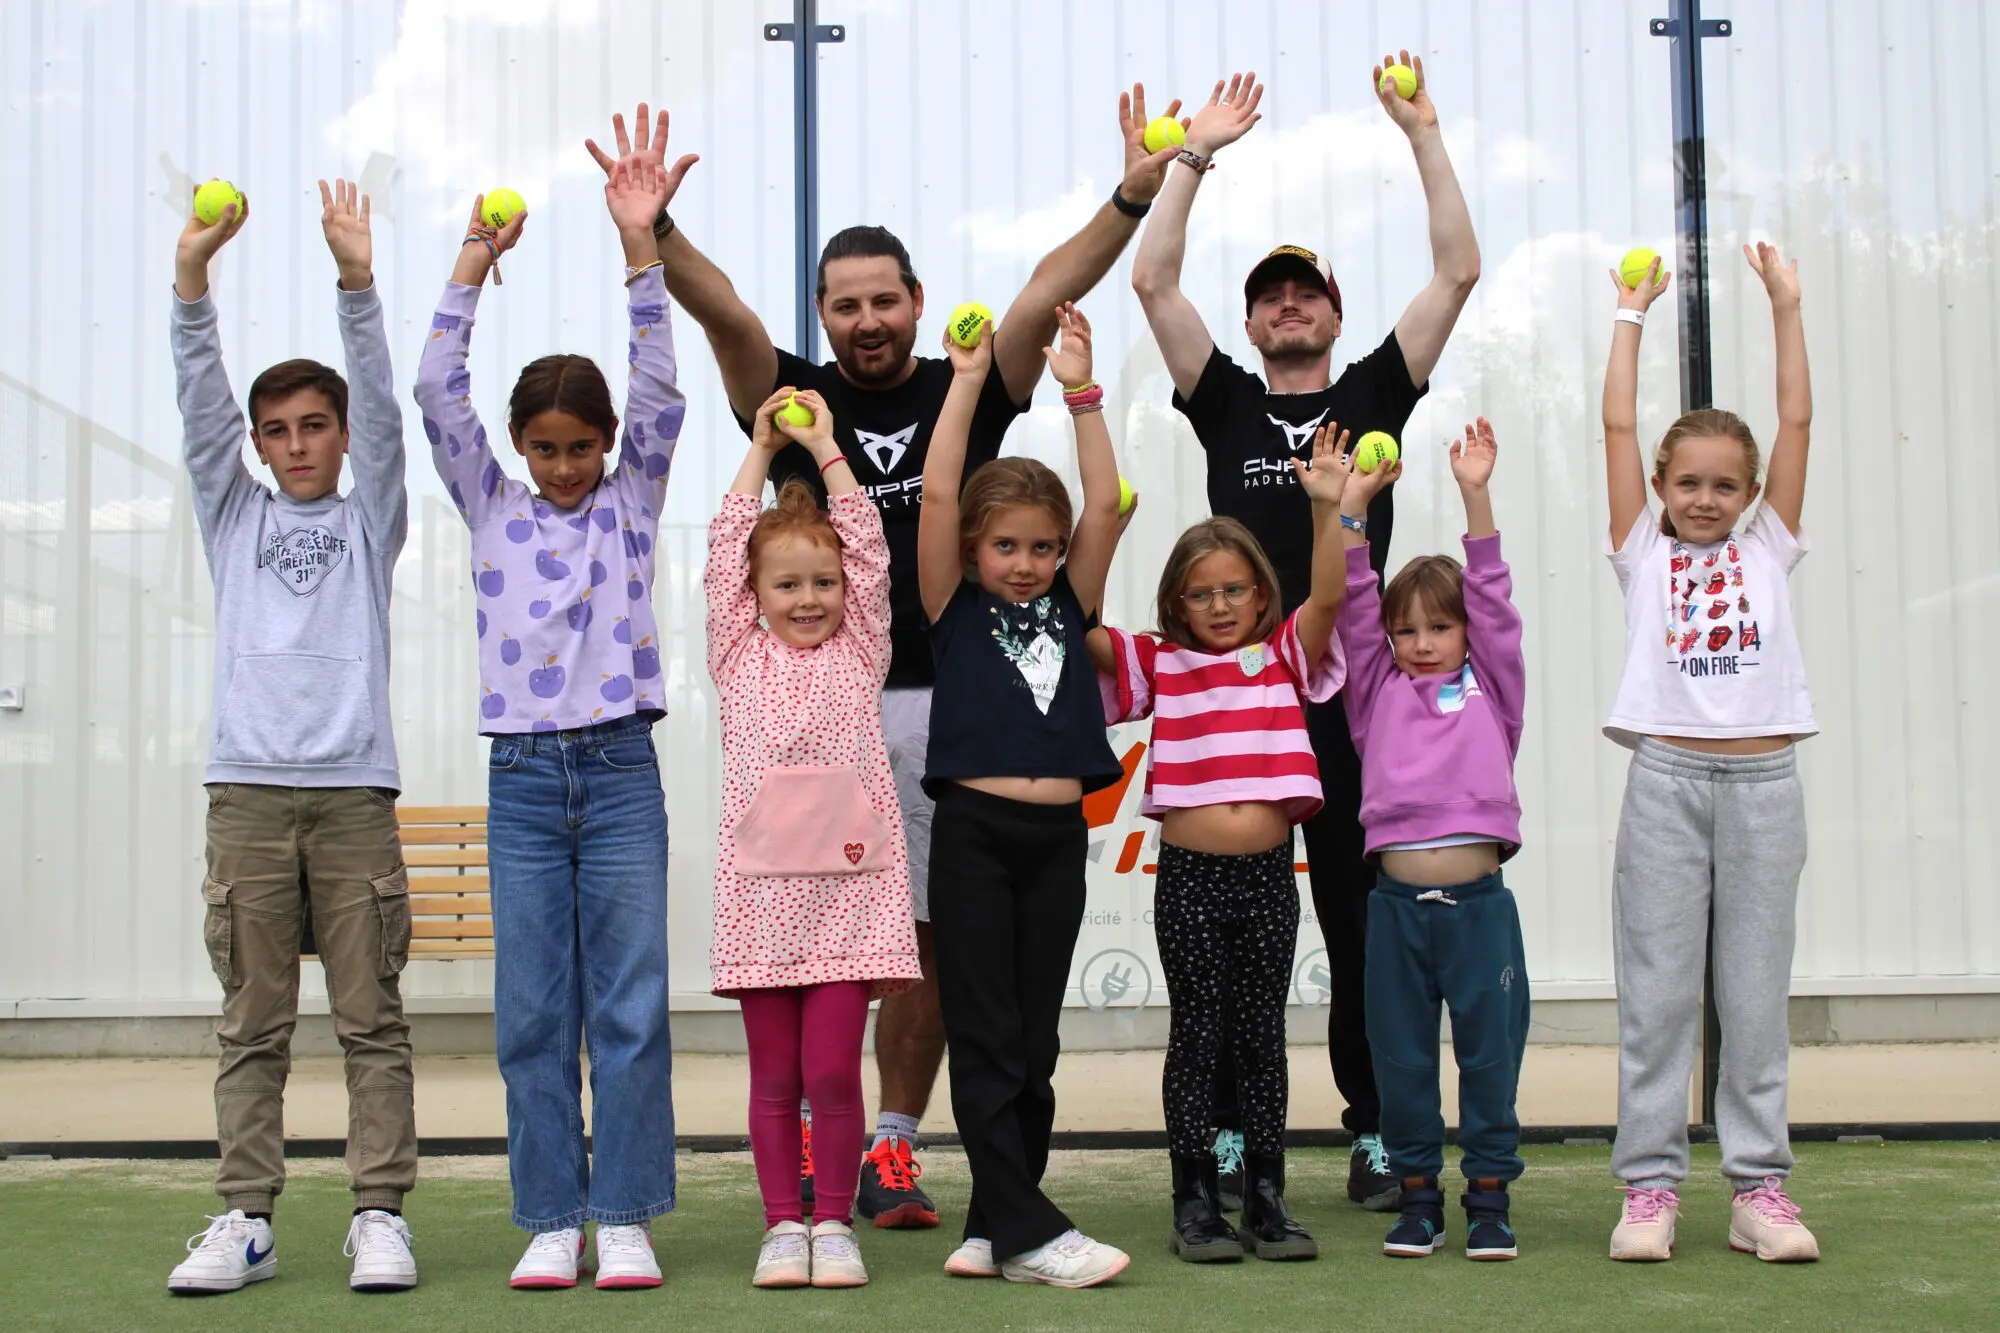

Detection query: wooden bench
(397, 805), (494, 961)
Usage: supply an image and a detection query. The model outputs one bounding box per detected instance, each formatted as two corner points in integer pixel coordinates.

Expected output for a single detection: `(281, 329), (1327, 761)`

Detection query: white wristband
(1614, 309), (1646, 328)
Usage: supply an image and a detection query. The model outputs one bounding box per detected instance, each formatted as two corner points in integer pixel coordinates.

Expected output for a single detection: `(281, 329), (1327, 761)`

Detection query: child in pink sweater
(705, 387), (922, 1292)
(1334, 418), (1530, 1264)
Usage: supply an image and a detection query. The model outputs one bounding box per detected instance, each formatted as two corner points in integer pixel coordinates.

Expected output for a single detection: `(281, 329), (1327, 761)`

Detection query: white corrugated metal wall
(1, 0), (1994, 1016)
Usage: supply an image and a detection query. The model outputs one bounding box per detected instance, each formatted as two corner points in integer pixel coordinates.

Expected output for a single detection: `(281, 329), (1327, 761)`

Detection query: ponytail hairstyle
(1653, 409), (1761, 538)
(957, 457), (1074, 570)
(1153, 517), (1285, 651)
(508, 354), (618, 443)
(748, 480), (843, 575)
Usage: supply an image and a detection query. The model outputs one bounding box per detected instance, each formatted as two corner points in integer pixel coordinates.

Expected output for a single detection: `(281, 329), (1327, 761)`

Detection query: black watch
(652, 208), (676, 241)
(1110, 185), (1150, 219)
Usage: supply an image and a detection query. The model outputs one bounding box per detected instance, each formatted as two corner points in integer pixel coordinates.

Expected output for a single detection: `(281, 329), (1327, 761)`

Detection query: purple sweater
(1338, 535), (1526, 860)
(414, 270), (684, 733)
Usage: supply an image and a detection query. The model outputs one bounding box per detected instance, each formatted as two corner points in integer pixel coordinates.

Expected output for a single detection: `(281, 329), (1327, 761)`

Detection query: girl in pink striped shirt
(1090, 425), (1351, 1265)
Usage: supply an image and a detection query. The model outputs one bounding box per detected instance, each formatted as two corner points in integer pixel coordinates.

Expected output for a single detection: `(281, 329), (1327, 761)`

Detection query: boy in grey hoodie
(165, 180), (418, 1297)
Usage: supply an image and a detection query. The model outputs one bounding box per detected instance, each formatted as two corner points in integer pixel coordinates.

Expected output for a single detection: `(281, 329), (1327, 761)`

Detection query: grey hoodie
(171, 285), (407, 790)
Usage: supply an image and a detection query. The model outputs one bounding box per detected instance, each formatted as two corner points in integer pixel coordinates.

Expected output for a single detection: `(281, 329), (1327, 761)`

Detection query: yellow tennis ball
(1354, 431), (1400, 474)
(1118, 476), (1136, 517)
(1619, 246), (1661, 290)
(948, 301), (994, 348)
(193, 178), (244, 226)
(777, 394), (814, 429)
(481, 188), (526, 229)
(1379, 63), (1417, 99)
(1142, 117), (1187, 154)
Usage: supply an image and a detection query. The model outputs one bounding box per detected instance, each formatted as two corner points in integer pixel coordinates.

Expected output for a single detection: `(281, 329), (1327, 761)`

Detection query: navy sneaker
(1213, 1129), (1245, 1212)
(1383, 1177), (1447, 1257)
(799, 1112), (815, 1209)
(1462, 1178), (1518, 1261)
(1349, 1134), (1401, 1210)
(855, 1136), (939, 1229)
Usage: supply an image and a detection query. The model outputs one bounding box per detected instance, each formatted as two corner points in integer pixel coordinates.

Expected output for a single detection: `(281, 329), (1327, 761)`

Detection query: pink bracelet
(1063, 384), (1105, 415)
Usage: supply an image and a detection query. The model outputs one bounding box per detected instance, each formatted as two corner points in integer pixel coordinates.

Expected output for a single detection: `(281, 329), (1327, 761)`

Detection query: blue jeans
(488, 715), (674, 1231)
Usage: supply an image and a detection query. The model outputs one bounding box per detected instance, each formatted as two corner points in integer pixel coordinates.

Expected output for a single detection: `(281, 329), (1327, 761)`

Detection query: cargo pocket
(201, 876), (234, 986)
(734, 765), (894, 877)
(371, 866), (412, 976)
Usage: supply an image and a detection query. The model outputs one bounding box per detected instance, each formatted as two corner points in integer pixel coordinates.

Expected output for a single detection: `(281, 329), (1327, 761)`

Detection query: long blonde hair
(1153, 517), (1285, 651)
(1654, 409), (1761, 538)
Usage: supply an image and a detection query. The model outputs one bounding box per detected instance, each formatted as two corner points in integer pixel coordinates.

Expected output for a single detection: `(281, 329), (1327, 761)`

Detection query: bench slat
(403, 847), (490, 868)
(397, 825), (489, 846)
(409, 895), (491, 916)
(412, 919), (495, 940)
(397, 805), (488, 825)
(409, 941), (498, 959)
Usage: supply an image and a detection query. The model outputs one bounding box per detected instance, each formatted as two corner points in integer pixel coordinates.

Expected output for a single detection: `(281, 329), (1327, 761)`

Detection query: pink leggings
(740, 981), (872, 1227)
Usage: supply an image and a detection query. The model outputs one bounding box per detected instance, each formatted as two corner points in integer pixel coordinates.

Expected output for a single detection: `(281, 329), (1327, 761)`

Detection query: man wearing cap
(1131, 63), (1480, 1211)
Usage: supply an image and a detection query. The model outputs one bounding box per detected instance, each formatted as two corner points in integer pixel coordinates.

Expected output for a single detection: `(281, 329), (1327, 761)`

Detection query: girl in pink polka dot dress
(705, 386), (922, 1290)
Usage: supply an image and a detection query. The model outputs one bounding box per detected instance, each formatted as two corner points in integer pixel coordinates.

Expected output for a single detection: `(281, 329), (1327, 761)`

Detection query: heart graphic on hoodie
(258, 526), (350, 596)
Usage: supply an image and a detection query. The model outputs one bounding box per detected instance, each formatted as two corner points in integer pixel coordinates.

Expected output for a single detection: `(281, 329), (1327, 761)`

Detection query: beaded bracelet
(462, 232), (503, 286)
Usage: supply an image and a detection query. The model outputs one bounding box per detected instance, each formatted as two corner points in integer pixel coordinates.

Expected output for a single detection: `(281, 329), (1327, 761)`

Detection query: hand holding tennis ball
(1373, 51), (1437, 135)
(1378, 64), (1417, 99)
(176, 179), (249, 300)
(948, 301), (994, 348)
(1612, 246), (1671, 310)
(194, 178), (246, 227)
(777, 394), (814, 429)
(481, 188), (526, 228)
(1118, 476), (1137, 517)
(1142, 116), (1187, 154)
(1618, 247), (1663, 290)
(1353, 431), (1400, 474)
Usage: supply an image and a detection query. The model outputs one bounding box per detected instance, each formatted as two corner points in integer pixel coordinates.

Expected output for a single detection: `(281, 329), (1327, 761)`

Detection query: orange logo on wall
(1084, 741), (1310, 876)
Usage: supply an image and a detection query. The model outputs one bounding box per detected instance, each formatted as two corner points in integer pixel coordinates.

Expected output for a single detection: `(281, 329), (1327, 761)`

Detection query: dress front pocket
(734, 764), (893, 877)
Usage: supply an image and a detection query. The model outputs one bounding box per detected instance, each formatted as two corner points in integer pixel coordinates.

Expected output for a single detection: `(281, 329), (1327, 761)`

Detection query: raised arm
(319, 178), (407, 553)
(1289, 423), (1353, 673)
(588, 106), (781, 423)
(1746, 242), (1810, 535)
(1377, 54), (1481, 386)
(919, 323), (993, 622)
(1451, 417), (1526, 750)
(1603, 255), (1670, 543)
(412, 195), (528, 528)
(1335, 447), (1400, 747)
(1131, 73), (1263, 399)
(602, 158), (684, 513)
(990, 84), (1186, 404)
(1043, 304), (1121, 618)
(171, 190), (257, 548)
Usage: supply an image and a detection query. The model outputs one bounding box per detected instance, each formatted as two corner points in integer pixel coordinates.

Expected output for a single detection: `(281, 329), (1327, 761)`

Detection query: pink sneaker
(1730, 1179), (1821, 1262)
(1609, 1186), (1679, 1262)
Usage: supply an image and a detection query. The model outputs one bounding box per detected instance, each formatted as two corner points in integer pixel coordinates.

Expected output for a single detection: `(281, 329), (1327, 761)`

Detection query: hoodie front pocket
(734, 765), (893, 877)
(215, 653), (374, 767)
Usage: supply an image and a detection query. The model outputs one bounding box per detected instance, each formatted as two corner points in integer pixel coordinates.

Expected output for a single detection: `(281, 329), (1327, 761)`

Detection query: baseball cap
(1243, 244), (1342, 317)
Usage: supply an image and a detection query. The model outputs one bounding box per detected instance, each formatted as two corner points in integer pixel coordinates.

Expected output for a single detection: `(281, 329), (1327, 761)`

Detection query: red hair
(747, 480), (843, 574)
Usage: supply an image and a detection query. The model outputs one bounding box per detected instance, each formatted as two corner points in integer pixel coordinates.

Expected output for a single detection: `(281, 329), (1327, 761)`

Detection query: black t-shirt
(736, 350), (1028, 689)
(1172, 334), (1427, 613)
(923, 566), (1122, 798)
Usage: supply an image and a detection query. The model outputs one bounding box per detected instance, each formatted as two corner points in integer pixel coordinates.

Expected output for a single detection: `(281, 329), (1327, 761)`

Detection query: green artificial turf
(2, 1142), (1992, 1332)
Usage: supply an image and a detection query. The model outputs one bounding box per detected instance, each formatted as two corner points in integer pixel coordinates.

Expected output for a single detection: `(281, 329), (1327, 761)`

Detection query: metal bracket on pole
(1652, 0), (1731, 1130)
(765, 7), (846, 361)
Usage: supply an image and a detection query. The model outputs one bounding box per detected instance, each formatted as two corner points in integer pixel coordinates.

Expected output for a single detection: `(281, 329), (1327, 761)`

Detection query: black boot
(1461, 1178), (1519, 1260)
(1238, 1152), (1319, 1260)
(1169, 1155), (1243, 1262)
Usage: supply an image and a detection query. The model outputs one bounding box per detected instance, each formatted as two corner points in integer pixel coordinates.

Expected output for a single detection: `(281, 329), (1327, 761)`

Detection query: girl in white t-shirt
(1600, 242), (1821, 1267)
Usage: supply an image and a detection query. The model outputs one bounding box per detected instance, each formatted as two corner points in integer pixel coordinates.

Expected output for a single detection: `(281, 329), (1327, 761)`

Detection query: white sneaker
(999, 1229), (1130, 1288)
(1730, 1179), (1821, 1263)
(1609, 1186), (1680, 1262)
(168, 1210), (276, 1294)
(594, 1221), (663, 1289)
(344, 1210), (418, 1291)
(944, 1236), (1001, 1278)
(809, 1220), (869, 1288)
(753, 1220), (812, 1289)
(510, 1226), (585, 1289)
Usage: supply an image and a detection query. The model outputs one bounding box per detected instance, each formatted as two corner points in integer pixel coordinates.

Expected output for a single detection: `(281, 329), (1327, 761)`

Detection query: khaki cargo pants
(201, 783), (417, 1214)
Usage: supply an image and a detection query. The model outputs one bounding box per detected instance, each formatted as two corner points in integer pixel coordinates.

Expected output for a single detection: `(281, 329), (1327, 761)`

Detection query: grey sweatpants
(1610, 739), (1806, 1189)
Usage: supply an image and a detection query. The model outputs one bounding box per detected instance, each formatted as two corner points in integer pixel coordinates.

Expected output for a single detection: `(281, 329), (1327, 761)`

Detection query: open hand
(586, 103), (700, 209)
(1292, 423), (1354, 505)
(319, 179), (372, 289)
(1450, 417), (1498, 490)
(1743, 240), (1800, 308)
(606, 158), (670, 236)
(1374, 51), (1440, 136)
(1118, 83), (1188, 204)
(1041, 303), (1094, 389)
(1185, 71), (1263, 157)
(943, 321), (994, 379)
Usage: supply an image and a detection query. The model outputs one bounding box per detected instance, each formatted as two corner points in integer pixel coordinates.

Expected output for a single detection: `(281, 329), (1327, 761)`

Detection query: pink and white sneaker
(510, 1227), (585, 1289)
(595, 1222), (664, 1288)
(1609, 1186), (1679, 1262)
(1730, 1179), (1821, 1262)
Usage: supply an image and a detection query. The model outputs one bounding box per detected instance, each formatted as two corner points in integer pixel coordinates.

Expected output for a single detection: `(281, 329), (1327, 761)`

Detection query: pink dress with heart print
(704, 490), (921, 997)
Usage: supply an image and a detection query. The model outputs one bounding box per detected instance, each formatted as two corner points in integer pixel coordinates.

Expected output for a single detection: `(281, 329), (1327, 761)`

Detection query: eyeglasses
(1181, 582), (1258, 611)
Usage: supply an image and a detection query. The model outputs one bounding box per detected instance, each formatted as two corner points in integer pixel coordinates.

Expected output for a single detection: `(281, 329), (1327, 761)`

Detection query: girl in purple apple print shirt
(413, 158), (685, 1290)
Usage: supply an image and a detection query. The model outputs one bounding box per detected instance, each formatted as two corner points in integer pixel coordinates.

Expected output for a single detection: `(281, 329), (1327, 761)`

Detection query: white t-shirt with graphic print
(1604, 504), (1817, 748)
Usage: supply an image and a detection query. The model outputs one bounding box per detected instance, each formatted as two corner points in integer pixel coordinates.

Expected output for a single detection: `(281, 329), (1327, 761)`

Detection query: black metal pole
(764, 6), (846, 363)
(1652, 0), (1732, 1128)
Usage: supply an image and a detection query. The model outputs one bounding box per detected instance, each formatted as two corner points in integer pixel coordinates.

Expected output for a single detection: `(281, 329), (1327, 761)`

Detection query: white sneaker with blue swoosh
(346, 1210), (419, 1291)
(168, 1210), (276, 1294)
